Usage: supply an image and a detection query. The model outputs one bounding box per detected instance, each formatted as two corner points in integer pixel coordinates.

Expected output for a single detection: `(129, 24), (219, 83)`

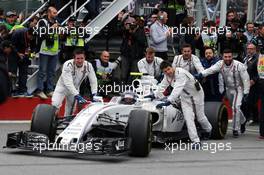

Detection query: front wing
(5, 131), (130, 155)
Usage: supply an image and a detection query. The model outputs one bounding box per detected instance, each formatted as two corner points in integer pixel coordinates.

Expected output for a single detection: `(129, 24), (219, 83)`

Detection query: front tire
(31, 104), (57, 142)
(204, 102), (228, 139)
(128, 110), (152, 157)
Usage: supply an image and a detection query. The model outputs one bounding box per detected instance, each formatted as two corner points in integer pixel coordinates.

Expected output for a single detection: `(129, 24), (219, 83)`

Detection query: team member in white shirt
(52, 49), (98, 116)
(196, 49), (250, 137)
(154, 61), (212, 146)
(137, 47), (163, 81)
(172, 43), (204, 75)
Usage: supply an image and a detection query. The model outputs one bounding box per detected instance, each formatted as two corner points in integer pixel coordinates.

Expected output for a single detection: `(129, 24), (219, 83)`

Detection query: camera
(46, 35), (54, 48)
(129, 23), (137, 30)
(194, 80), (201, 91)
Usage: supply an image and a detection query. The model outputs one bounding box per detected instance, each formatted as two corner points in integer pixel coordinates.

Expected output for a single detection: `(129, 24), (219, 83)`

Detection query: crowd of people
(0, 0), (264, 145)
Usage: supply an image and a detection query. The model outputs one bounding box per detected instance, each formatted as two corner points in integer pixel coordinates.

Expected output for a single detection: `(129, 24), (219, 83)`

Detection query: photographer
(11, 28), (34, 97)
(36, 6), (60, 99)
(119, 14), (147, 83)
(0, 41), (12, 102)
(218, 19), (247, 62)
(62, 16), (85, 63)
(251, 24), (264, 54)
(196, 21), (218, 58)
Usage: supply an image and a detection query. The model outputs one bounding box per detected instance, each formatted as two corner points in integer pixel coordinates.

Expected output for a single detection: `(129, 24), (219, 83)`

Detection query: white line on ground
(0, 120), (30, 124)
(228, 127), (258, 133)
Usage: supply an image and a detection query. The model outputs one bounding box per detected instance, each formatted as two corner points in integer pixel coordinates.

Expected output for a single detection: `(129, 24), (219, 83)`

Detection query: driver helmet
(120, 91), (137, 104)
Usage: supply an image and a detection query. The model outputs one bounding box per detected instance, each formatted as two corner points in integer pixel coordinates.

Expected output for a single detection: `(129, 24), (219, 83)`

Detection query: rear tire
(204, 102), (228, 139)
(31, 104), (57, 142)
(128, 110), (152, 157)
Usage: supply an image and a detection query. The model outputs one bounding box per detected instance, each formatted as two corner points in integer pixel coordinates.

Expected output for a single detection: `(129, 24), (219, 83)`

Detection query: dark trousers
(241, 84), (259, 122)
(17, 58), (30, 93)
(155, 52), (168, 61)
(259, 80), (264, 136)
(8, 53), (29, 93)
(121, 55), (138, 84)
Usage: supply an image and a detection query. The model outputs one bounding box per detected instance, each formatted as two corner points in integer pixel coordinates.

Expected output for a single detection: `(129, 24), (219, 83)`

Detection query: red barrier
(223, 98), (261, 120)
(0, 97), (65, 120)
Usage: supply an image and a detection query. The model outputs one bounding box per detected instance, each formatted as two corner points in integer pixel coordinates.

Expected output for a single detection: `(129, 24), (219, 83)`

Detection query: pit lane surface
(0, 123), (263, 175)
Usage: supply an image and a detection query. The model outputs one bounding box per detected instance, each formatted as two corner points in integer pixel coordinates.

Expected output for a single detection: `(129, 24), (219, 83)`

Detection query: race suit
(137, 56), (163, 79)
(172, 54), (204, 75)
(201, 60), (250, 132)
(154, 67), (212, 143)
(52, 59), (98, 116)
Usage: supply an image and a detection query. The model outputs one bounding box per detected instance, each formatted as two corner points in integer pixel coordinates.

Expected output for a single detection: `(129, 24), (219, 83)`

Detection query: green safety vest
(40, 34), (59, 55)
(168, 1), (185, 14)
(11, 24), (25, 31)
(258, 55), (264, 79)
(2, 21), (19, 30)
(65, 35), (84, 47)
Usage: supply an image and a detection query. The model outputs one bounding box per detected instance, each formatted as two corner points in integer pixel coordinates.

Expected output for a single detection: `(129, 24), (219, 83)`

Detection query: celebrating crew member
(196, 49), (250, 137)
(172, 44), (204, 75)
(137, 47), (163, 81)
(52, 49), (97, 116)
(153, 61), (212, 148)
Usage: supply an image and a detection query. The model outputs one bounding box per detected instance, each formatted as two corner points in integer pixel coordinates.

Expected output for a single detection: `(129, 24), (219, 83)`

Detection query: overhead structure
(84, 0), (135, 43)
(219, 0), (227, 27)
(247, 0), (257, 22)
(195, 0), (203, 27)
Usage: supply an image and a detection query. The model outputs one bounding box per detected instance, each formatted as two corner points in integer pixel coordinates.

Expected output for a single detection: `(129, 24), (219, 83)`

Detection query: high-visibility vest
(65, 35), (84, 47)
(11, 24), (25, 31)
(258, 54), (264, 79)
(95, 59), (115, 85)
(40, 34), (59, 55)
(168, 1), (185, 14)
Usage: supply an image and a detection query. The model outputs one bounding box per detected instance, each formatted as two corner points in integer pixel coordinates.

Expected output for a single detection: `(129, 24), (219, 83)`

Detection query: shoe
(36, 91), (48, 99)
(258, 136), (264, 140)
(233, 130), (239, 138)
(47, 91), (54, 97)
(249, 121), (259, 126)
(201, 131), (211, 140)
(191, 142), (201, 150)
(241, 122), (246, 134)
(12, 92), (25, 98)
(24, 92), (33, 98)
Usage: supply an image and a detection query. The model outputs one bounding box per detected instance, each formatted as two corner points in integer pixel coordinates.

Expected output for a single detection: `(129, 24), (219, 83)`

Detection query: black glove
(242, 93), (249, 103)
(194, 73), (203, 80)
(75, 95), (87, 104)
(156, 101), (171, 109)
(144, 94), (155, 100)
(220, 90), (226, 99)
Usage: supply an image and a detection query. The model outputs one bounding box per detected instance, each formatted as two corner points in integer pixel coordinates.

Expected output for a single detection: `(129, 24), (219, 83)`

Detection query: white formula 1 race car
(5, 75), (228, 157)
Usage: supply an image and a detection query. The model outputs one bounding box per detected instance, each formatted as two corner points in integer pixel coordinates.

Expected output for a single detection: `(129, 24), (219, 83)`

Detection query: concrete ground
(0, 123), (263, 175)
